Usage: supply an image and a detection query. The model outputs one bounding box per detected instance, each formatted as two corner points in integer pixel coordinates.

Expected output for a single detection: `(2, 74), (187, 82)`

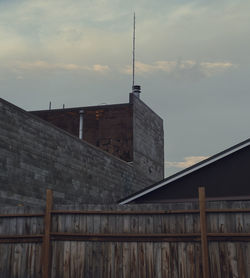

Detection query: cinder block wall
(0, 99), (150, 206)
(131, 94), (164, 182)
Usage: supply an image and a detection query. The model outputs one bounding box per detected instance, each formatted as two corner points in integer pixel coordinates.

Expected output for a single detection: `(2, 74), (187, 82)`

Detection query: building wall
(131, 94), (164, 183)
(83, 105), (133, 162)
(31, 104), (133, 162)
(135, 146), (250, 203)
(0, 98), (150, 206)
(31, 94), (165, 184)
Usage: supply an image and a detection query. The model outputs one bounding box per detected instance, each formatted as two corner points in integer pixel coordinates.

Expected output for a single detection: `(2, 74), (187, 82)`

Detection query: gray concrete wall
(130, 94), (164, 183)
(0, 98), (150, 206)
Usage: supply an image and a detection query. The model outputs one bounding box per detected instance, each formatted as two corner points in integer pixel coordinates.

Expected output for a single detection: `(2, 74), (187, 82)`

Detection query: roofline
(119, 138), (250, 205)
(29, 102), (130, 113)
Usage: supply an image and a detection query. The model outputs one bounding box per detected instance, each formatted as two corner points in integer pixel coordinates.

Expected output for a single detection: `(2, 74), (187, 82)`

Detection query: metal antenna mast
(132, 12), (136, 88)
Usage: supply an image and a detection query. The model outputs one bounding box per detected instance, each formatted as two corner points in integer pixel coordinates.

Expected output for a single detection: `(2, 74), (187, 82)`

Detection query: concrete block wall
(0, 98), (150, 206)
(130, 94), (164, 182)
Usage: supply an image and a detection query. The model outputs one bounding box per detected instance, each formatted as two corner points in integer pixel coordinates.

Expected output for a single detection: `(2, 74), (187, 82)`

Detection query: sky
(1, 0), (250, 177)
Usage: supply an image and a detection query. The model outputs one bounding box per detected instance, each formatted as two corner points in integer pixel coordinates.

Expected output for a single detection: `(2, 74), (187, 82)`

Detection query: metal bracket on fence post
(42, 189), (53, 278)
(199, 187), (210, 278)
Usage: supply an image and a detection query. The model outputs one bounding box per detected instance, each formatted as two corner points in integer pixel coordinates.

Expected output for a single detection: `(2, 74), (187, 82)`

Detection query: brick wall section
(0, 98), (150, 206)
(83, 105), (133, 162)
(130, 94), (164, 182)
(31, 104), (133, 162)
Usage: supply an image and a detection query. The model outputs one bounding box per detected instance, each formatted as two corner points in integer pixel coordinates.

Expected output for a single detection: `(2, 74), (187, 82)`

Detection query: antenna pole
(132, 12), (135, 88)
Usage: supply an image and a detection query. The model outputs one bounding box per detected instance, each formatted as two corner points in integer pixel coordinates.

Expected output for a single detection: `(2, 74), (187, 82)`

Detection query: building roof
(119, 138), (250, 204)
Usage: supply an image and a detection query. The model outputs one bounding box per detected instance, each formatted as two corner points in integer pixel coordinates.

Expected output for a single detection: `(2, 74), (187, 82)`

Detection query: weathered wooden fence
(1, 188), (250, 277)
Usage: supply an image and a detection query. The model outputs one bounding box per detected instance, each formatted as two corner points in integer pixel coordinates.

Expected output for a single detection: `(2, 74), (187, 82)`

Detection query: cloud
(92, 64), (110, 73)
(0, 0), (131, 64)
(11, 60), (110, 73)
(0, 0), (248, 70)
(165, 156), (209, 169)
(122, 60), (236, 77)
(122, 61), (177, 75)
(200, 62), (236, 77)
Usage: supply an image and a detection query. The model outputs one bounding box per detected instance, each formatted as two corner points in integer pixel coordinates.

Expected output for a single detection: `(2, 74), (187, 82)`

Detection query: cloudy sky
(1, 0), (250, 176)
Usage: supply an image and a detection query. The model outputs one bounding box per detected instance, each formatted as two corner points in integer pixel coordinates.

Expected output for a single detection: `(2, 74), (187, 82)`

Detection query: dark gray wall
(130, 94), (164, 183)
(136, 146), (250, 203)
(0, 98), (151, 206)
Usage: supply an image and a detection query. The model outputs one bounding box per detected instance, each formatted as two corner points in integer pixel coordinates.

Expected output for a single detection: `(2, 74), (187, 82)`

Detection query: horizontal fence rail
(2, 208), (250, 218)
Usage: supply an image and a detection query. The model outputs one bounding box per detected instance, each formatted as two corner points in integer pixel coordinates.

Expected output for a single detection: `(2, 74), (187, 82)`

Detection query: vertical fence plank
(42, 189), (53, 278)
(199, 187), (209, 278)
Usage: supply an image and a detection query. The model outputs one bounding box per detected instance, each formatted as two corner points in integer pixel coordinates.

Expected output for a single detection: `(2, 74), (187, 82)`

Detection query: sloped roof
(119, 138), (250, 204)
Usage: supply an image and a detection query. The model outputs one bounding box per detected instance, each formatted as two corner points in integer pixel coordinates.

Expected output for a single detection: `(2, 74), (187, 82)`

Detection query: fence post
(199, 187), (209, 278)
(42, 189), (53, 278)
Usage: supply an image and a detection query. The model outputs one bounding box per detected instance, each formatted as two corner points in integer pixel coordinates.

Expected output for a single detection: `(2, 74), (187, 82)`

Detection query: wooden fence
(1, 187), (250, 277)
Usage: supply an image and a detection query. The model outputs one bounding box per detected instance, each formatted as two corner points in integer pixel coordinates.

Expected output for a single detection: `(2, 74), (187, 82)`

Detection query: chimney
(132, 85), (141, 99)
(79, 110), (84, 139)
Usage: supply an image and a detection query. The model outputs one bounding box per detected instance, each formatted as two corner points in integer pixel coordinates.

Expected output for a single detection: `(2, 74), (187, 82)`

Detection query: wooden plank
(4, 233), (250, 244)
(42, 189), (53, 278)
(50, 232), (202, 243)
(237, 242), (247, 278)
(50, 241), (56, 278)
(227, 242), (238, 277)
(12, 244), (21, 277)
(208, 242), (220, 278)
(131, 242), (138, 278)
(170, 243), (178, 278)
(52, 241), (64, 278)
(123, 214), (130, 233)
(0, 237), (43, 244)
(78, 242), (85, 277)
(93, 241), (103, 278)
(146, 242), (154, 278)
(68, 241), (77, 278)
(177, 242), (186, 278)
(186, 244), (195, 278)
(208, 233), (250, 237)
(0, 213), (44, 218)
(114, 242), (122, 278)
(122, 242), (130, 278)
(138, 242), (146, 278)
(51, 209), (200, 215)
(2, 232), (250, 243)
(50, 232), (201, 237)
(103, 242), (109, 278)
(0, 243), (10, 277)
(199, 187), (209, 278)
(207, 208), (250, 213)
(63, 241), (70, 278)
(0, 234), (43, 239)
(50, 208), (250, 216)
(161, 242), (170, 277)
(107, 242), (114, 278)
(153, 242), (162, 278)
